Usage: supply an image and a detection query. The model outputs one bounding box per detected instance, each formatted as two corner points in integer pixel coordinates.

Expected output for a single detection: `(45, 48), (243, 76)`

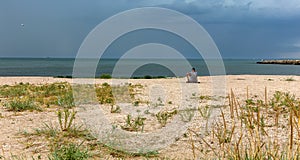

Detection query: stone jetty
(257, 59), (300, 65)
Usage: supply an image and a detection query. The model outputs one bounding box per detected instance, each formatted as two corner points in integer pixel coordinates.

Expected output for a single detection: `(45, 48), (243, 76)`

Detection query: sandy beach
(0, 75), (299, 159)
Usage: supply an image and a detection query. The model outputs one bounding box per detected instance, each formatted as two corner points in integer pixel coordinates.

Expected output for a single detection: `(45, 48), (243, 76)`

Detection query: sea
(0, 58), (299, 77)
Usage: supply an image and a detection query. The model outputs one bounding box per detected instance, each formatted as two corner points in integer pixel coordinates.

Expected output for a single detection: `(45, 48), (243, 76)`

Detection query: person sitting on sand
(186, 67), (198, 83)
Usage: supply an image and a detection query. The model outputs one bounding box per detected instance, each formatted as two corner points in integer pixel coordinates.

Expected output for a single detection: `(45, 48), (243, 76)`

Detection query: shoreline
(0, 74), (299, 84)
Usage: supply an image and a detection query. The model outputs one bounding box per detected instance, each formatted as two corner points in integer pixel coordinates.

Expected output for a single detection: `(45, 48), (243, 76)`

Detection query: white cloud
(142, 0), (300, 18)
(293, 41), (300, 48)
(246, 0), (300, 17)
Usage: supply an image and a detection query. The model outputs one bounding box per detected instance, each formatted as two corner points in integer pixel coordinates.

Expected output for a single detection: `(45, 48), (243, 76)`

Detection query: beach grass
(5, 96), (41, 112)
(187, 89), (300, 159)
(0, 82), (142, 112)
(0, 82), (150, 159)
(156, 110), (178, 127)
(49, 142), (90, 160)
(1, 77), (300, 159)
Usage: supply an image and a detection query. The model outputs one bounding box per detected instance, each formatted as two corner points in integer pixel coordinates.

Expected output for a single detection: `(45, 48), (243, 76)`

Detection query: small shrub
(144, 110), (151, 114)
(156, 110), (178, 126)
(155, 97), (164, 106)
(0, 83), (29, 97)
(54, 75), (72, 78)
(96, 83), (115, 104)
(57, 92), (75, 108)
(156, 76), (166, 79)
(100, 73), (112, 79)
(133, 101), (140, 106)
(49, 143), (89, 160)
(5, 97), (41, 112)
(144, 75), (152, 79)
(285, 77), (295, 81)
(199, 95), (211, 100)
(122, 114), (146, 132)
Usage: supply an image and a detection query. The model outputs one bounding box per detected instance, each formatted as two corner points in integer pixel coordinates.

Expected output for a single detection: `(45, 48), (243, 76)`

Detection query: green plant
(153, 97), (164, 106)
(57, 109), (77, 132)
(180, 109), (195, 122)
(285, 77), (295, 81)
(157, 97), (162, 103)
(213, 110), (235, 144)
(0, 82), (76, 110)
(156, 110), (178, 127)
(199, 106), (214, 132)
(156, 76), (166, 79)
(144, 75), (152, 79)
(133, 100), (140, 106)
(0, 83), (29, 97)
(122, 114), (146, 132)
(198, 105), (211, 119)
(100, 73), (112, 79)
(34, 123), (59, 137)
(57, 92), (75, 109)
(101, 143), (159, 158)
(49, 142), (89, 160)
(199, 95), (212, 100)
(144, 110), (151, 114)
(193, 90), (300, 159)
(5, 97), (41, 112)
(95, 83), (115, 104)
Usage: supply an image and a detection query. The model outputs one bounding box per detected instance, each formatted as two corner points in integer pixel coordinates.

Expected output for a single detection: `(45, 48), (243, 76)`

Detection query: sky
(1, 0), (300, 59)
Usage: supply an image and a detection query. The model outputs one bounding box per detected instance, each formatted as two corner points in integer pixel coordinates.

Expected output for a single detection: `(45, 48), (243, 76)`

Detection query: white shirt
(188, 71), (198, 83)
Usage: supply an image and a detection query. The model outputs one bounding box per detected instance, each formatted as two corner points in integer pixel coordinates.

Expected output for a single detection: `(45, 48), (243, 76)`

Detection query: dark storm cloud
(0, 0), (300, 58)
(0, 0), (133, 58)
(147, 0), (300, 58)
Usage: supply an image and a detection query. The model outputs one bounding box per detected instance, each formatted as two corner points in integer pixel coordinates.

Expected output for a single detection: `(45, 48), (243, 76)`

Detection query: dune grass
(156, 110), (178, 127)
(5, 96), (41, 112)
(188, 89), (300, 159)
(3, 81), (300, 159)
(121, 114), (146, 132)
(0, 82), (146, 159)
(0, 82), (75, 111)
(49, 142), (89, 160)
(0, 82), (142, 112)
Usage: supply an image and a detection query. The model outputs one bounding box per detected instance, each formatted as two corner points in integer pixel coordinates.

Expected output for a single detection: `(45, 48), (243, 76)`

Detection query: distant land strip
(257, 59), (300, 65)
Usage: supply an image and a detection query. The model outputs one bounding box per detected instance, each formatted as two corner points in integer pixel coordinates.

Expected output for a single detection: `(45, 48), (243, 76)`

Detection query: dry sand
(0, 75), (299, 159)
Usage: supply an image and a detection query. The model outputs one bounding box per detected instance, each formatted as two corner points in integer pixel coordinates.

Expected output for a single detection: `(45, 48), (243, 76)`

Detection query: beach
(0, 75), (300, 159)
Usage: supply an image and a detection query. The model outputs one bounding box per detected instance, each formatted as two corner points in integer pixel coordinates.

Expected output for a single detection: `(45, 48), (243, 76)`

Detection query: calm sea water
(0, 58), (299, 77)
